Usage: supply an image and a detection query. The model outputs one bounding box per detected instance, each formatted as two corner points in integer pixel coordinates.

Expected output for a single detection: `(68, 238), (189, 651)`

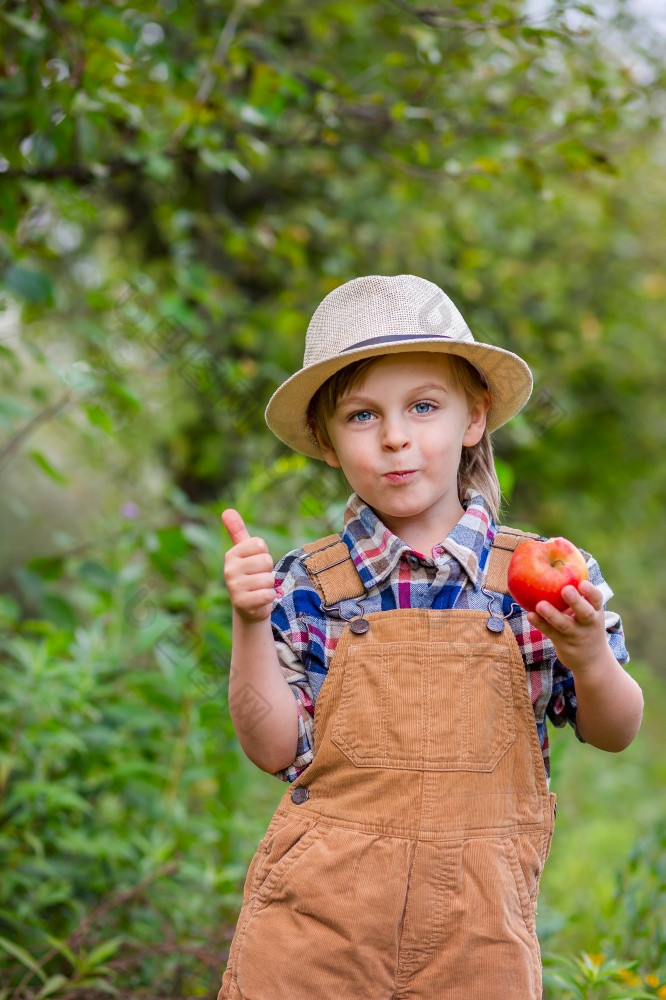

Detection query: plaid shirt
(270, 493), (629, 785)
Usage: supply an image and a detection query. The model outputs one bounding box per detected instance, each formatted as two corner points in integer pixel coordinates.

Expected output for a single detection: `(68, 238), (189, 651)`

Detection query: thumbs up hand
(221, 509), (276, 623)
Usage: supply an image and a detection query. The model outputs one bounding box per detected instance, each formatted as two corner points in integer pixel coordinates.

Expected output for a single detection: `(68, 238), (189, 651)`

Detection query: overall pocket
(331, 641), (515, 771)
(503, 832), (549, 937)
(251, 817), (321, 909)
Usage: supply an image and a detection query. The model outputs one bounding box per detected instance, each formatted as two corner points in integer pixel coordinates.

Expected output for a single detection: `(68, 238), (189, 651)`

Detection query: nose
(381, 414), (410, 451)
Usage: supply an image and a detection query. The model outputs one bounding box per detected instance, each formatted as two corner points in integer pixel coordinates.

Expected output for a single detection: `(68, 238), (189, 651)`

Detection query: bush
(0, 492), (242, 997)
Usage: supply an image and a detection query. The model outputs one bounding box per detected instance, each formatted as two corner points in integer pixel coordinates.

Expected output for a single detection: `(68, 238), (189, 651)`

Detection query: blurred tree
(0, 0), (664, 660)
(1, 3), (665, 994)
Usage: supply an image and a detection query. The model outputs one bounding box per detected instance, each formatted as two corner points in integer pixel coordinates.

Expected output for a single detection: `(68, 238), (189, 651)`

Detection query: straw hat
(265, 274), (532, 460)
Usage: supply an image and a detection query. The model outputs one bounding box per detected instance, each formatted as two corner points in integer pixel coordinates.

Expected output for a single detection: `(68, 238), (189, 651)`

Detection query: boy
(220, 274), (643, 1000)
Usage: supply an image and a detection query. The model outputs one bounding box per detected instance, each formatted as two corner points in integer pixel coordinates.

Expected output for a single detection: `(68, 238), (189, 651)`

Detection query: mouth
(383, 470), (418, 483)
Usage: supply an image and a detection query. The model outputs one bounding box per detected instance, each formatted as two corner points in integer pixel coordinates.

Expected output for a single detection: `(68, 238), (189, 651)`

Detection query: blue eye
(413, 402), (433, 414)
(350, 410), (373, 422)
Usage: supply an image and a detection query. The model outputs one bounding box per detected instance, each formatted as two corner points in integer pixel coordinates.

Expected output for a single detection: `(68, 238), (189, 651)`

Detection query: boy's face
(316, 353), (489, 543)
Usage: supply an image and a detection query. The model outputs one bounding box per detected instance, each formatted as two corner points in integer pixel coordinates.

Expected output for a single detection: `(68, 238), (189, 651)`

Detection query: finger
(560, 585), (589, 610)
(232, 585), (276, 607)
(233, 591), (276, 621)
(221, 508), (250, 545)
(531, 601), (575, 635)
(227, 553), (274, 576)
(576, 579), (605, 609)
(241, 573), (276, 593)
(560, 585), (600, 624)
(525, 610), (561, 645)
(527, 606), (555, 631)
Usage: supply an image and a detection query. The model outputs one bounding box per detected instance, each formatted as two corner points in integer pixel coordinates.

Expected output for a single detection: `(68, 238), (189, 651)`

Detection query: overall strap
(301, 534), (366, 605)
(484, 526), (541, 595)
(302, 525), (540, 605)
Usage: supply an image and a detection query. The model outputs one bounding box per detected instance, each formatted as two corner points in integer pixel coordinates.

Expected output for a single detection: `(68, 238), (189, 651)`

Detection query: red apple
(507, 536), (589, 613)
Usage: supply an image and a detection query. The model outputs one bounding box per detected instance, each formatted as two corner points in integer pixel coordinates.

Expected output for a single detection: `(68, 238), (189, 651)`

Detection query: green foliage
(543, 952), (655, 1000)
(1, 0), (665, 996)
(536, 661), (666, 998)
(2, 504), (666, 997)
(0, 496), (246, 995)
(606, 822), (666, 982)
(2, 0), (665, 661)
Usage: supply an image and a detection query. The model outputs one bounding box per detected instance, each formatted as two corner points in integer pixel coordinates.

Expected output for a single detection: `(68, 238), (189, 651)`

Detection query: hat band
(340, 333), (452, 353)
(337, 331), (488, 387)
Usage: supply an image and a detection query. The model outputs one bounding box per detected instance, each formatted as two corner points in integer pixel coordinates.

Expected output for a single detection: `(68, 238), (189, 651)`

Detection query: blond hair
(306, 354), (502, 521)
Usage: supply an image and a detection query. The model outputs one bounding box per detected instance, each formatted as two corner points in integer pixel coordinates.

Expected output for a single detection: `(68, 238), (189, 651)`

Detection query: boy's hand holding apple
(507, 536), (589, 613)
(508, 537), (609, 675)
(222, 509), (276, 624)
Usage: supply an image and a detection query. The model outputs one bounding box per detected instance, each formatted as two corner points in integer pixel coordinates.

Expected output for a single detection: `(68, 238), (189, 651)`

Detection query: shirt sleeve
(546, 548), (629, 742)
(267, 551), (317, 783)
(269, 636), (316, 782)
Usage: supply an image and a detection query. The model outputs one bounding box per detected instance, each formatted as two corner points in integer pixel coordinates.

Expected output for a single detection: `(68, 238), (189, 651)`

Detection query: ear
(314, 428), (341, 468)
(462, 390), (490, 447)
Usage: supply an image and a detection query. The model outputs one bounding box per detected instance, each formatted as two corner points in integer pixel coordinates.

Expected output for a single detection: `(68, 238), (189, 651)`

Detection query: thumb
(221, 508), (251, 546)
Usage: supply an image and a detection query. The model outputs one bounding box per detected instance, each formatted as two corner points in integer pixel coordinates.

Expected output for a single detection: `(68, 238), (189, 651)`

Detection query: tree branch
(67, 862), (179, 951)
(0, 161), (130, 183)
(386, 0), (531, 33)
(194, 0), (248, 105)
(0, 392), (73, 469)
(386, 0), (452, 26)
(171, 0), (249, 142)
(371, 147), (485, 179)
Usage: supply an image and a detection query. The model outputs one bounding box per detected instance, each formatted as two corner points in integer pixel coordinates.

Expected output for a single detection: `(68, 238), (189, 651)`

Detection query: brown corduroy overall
(219, 528), (557, 1000)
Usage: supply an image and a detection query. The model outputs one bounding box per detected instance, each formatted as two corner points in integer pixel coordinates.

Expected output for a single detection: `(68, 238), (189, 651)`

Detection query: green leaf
(0, 594), (20, 622)
(390, 100), (408, 122)
(43, 936), (78, 970)
(84, 403), (114, 433)
(68, 978), (118, 996)
(181, 521), (219, 555)
(199, 148), (251, 181)
(0, 394), (32, 428)
(26, 556), (65, 580)
(81, 936), (124, 971)
(78, 560), (117, 588)
(41, 593), (77, 631)
(495, 457), (515, 500)
(0, 10), (48, 40)
(0, 935), (47, 982)
(35, 975), (69, 999)
(0, 186), (20, 233)
(491, 3), (515, 18)
(55, 361), (99, 393)
(6, 781), (93, 816)
(154, 525), (190, 562)
(2, 265), (54, 305)
(472, 156), (501, 175)
(29, 450), (68, 483)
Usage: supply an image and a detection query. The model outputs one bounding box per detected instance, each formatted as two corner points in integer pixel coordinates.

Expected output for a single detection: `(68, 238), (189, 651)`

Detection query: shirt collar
(341, 491), (495, 591)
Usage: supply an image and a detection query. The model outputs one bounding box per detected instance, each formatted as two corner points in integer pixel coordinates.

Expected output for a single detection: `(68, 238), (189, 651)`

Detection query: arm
(528, 579), (643, 752)
(222, 509), (299, 774)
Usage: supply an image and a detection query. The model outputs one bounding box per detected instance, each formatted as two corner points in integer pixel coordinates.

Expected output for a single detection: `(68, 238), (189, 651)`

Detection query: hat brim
(265, 336), (532, 460)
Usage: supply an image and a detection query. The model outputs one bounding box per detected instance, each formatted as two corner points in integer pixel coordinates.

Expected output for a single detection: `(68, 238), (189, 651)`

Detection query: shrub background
(1, 2), (665, 997)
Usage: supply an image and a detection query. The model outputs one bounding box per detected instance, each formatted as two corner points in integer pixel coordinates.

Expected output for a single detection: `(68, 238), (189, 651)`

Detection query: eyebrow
(339, 382), (450, 406)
